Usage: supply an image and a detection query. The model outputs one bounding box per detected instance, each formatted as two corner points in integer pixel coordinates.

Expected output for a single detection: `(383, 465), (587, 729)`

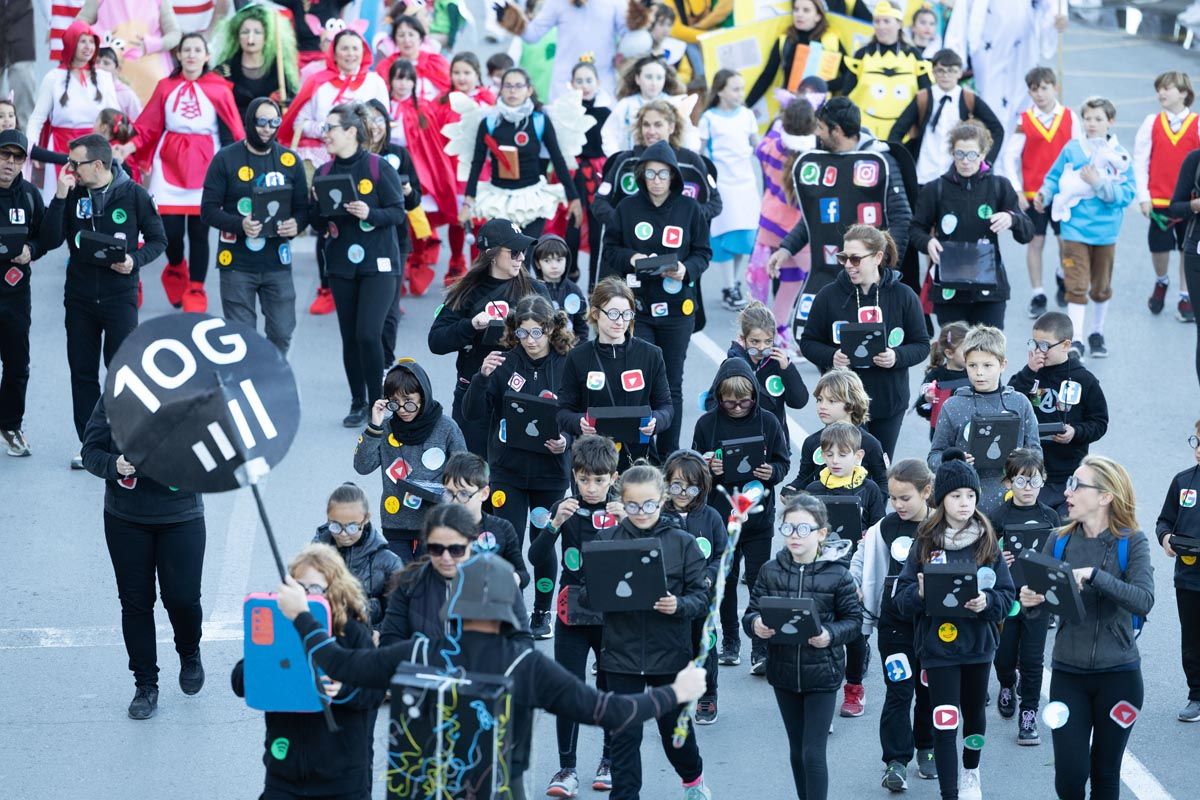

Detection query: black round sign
(103, 313), (301, 493)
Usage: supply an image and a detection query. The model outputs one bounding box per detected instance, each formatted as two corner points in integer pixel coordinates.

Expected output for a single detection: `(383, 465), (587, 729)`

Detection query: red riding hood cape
(129, 71), (245, 183)
(40, 20), (103, 151)
(375, 48), (451, 99)
(279, 33), (375, 146)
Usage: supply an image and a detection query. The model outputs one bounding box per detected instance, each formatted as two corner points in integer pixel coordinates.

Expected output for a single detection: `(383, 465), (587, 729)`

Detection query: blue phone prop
(243, 593), (331, 712)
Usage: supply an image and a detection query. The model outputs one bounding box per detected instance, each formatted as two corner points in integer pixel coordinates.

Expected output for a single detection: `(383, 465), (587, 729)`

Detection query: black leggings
(993, 611), (1050, 711)
(634, 313), (695, 457)
(691, 615), (719, 697)
(1185, 253), (1200, 389)
(103, 512), (206, 688)
(329, 274), (397, 408)
(606, 670), (703, 800)
(720, 533), (772, 646)
(1180, 587), (1200, 701)
(553, 619), (610, 769)
(565, 169), (603, 289)
(773, 688), (837, 800)
(864, 410), (905, 460)
(1049, 668), (1145, 800)
(877, 625), (933, 764)
(163, 214), (210, 283)
(844, 633), (869, 685)
(381, 272), (404, 365)
(316, 229), (329, 290)
(926, 662), (990, 799)
(489, 481), (565, 611)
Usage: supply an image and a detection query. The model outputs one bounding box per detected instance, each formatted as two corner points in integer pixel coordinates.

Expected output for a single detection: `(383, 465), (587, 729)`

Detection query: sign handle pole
(250, 481), (288, 581)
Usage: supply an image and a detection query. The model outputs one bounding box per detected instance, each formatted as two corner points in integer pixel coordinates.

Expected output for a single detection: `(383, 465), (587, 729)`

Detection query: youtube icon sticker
(933, 704), (960, 730)
(1109, 700), (1139, 729)
(386, 457), (412, 483)
(621, 369), (645, 392)
(592, 510), (617, 529)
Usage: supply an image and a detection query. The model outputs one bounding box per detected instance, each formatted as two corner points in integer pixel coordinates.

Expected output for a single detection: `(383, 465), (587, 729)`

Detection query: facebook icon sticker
(885, 652), (912, 682)
(818, 197), (840, 223)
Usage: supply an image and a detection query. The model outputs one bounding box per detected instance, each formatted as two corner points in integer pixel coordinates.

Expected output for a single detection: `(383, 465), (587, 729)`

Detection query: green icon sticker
(977, 204), (993, 220)
(634, 221), (653, 240)
(697, 538), (712, 558)
(620, 172), (638, 194)
(111, 208), (127, 224)
(707, 629), (718, 650)
(74, 231), (81, 248)
(433, 303), (444, 317)
(270, 738), (290, 760)
(812, 448), (825, 465)
(942, 288), (957, 301)
(536, 578), (554, 594)
(888, 327), (904, 347)
(564, 547), (582, 571)
(237, 197), (253, 216)
(359, 220), (375, 232)
(964, 734), (986, 750)
(1008, 600), (1021, 617)
(765, 375), (785, 397)
(799, 162), (820, 185)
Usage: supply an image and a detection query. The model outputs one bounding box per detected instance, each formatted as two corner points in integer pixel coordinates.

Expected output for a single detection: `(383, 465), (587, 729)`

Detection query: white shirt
(917, 86), (961, 185)
(999, 103), (1084, 195)
(1134, 106), (1193, 203)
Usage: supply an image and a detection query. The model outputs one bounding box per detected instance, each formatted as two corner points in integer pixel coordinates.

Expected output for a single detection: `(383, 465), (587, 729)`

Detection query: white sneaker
(959, 767), (982, 800)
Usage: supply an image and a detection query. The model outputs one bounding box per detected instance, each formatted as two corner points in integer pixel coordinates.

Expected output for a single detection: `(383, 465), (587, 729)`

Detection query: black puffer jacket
(743, 540), (862, 693)
(312, 523), (403, 626)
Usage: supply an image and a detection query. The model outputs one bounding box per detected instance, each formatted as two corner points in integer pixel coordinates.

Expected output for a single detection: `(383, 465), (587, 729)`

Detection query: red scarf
(279, 33), (375, 146)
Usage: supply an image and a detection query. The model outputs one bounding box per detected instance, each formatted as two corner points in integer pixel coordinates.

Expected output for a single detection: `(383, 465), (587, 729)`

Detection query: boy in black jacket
(439, 453), (529, 589)
(1007, 312), (1109, 515)
(1155, 421), (1200, 723)
(988, 449), (1060, 744)
(534, 234), (588, 342)
(691, 357), (790, 675)
(786, 369), (889, 494)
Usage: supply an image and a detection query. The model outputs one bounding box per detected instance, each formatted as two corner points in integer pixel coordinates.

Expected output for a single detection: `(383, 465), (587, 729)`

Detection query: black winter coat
(0, 173), (50, 294)
(379, 560), (530, 646)
(1156, 466), (1200, 591)
(787, 425), (889, 496)
(312, 523), (404, 626)
(744, 542), (863, 693)
(1007, 356), (1109, 483)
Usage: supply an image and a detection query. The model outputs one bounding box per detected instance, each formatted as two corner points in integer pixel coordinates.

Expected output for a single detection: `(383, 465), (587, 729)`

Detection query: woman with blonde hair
(1020, 455), (1155, 800)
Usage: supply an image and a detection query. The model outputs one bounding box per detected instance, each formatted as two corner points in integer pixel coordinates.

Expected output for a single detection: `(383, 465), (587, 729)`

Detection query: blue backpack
(1052, 534), (1145, 638)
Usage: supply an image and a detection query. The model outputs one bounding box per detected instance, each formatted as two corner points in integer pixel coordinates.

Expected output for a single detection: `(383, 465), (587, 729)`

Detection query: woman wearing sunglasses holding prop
(799, 224), (930, 458)
(355, 360), (466, 562)
(909, 121), (1034, 329)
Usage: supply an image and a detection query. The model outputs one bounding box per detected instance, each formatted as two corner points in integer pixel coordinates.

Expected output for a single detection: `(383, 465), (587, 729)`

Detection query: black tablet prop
(581, 538), (668, 612)
(759, 596), (821, 642)
(923, 561), (979, 619)
(1018, 549), (1086, 623)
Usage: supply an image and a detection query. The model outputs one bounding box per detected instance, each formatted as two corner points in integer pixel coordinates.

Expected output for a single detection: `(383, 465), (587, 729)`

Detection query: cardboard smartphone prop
(936, 240), (998, 290)
(923, 561), (979, 619)
(501, 391), (560, 452)
(0, 225), (27, 259)
(967, 414), (1020, 470)
(1017, 549), (1086, 623)
(1002, 524), (1054, 586)
(243, 593), (332, 712)
(313, 174), (358, 217)
(839, 322), (887, 368)
(1038, 421), (1066, 440)
(758, 596), (821, 643)
(252, 186), (292, 237)
(1170, 534), (1200, 556)
(816, 494), (864, 540)
(79, 229), (127, 266)
(718, 435), (767, 482)
(587, 405), (653, 444)
(557, 584), (604, 627)
(634, 253), (678, 275)
(581, 538), (668, 612)
(389, 662), (517, 800)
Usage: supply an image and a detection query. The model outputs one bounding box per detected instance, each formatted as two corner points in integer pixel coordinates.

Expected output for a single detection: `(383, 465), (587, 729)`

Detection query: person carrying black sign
(0, 129), (50, 458)
(42, 133), (167, 468)
(201, 97), (310, 357)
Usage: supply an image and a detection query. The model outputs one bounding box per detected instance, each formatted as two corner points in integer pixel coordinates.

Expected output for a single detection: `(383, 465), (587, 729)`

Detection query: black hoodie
(722, 340), (809, 433)
(0, 172), (49, 294)
(591, 143), (722, 228)
(1007, 355), (1108, 483)
(799, 267), (931, 419)
(909, 165), (1034, 305)
(598, 140), (712, 316)
(309, 148), (406, 279)
(43, 168), (167, 302)
(690, 358), (791, 537)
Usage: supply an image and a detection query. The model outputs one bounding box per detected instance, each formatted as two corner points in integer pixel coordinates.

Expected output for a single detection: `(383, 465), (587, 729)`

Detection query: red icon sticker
(662, 225), (683, 248)
(920, 669), (928, 687)
(4, 267), (22, 286)
(857, 202), (882, 225)
(621, 369), (645, 391)
(118, 476), (138, 490)
(1109, 701), (1139, 729)
(933, 705), (960, 730)
(822, 165), (838, 186)
(250, 606), (274, 646)
(485, 300), (510, 319)
(386, 457), (412, 482)
(858, 305), (883, 323)
(514, 131), (530, 147)
(592, 510), (617, 529)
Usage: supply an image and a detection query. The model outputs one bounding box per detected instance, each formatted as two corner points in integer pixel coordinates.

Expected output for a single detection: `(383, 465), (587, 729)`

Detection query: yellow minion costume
(842, 0), (931, 140)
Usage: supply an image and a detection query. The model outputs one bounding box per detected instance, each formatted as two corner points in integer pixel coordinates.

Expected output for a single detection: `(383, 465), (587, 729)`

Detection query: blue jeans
(219, 269), (297, 355)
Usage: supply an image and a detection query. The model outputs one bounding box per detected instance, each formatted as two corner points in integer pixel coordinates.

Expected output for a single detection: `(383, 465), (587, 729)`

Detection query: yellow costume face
(845, 49), (931, 138)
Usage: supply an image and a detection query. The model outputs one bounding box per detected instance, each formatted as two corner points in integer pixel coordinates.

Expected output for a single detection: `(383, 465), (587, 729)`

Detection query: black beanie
(934, 449), (981, 506)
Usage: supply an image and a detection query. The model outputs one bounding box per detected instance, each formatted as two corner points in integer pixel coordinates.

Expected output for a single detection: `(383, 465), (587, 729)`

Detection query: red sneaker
(161, 260), (188, 308)
(309, 286), (335, 315)
(840, 682), (866, 717)
(408, 264), (435, 297)
(181, 281), (207, 313)
(444, 254), (467, 286)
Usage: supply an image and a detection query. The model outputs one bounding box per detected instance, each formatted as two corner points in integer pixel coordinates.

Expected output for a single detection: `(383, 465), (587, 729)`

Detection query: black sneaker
(997, 685), (1016, 719)
(1027, 293), (1047, 318)
(1069, 340), (1085, 360)
(1055, 275), (1067, 308)
(882, 760), (908, 792)
(750, 654), (767, 676)
(916, 748), (937, 779)
(179, 651), (205, 695)
(1178, 296), (1195, 323)
(529, 610), (553, 640)
(1149, 280), (1168, 314)
(342, 405), (367, 428)
(128, 686), (159, 720)
(718, 637), (741, 666)
(1018, 709), (1041, 745)
(1088, 332), (1108, 358)
(694, 696), (718, 725)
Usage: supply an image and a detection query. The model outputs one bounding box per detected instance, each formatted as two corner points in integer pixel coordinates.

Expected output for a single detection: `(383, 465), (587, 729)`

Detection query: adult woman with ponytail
(1021, 456), (1154, 800)
(799, 224), (930, 458)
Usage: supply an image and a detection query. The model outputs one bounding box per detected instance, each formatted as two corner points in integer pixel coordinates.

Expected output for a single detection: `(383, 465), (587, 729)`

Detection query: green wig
(212, 3), (301, 96)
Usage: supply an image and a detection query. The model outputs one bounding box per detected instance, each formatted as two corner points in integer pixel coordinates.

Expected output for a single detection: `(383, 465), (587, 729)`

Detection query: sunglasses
(643, 168), (672, 182)
(1065, 475), (1101, 493)
(835, 251), (877, 267)
(600, 308), (635, 322)
(953, 149), (982, 162)
(255, 116), (282, 129)
(67, 158), (96, 170)
(623, 500), (660, 516)
(1027, 338), (1067, 353)
(720, 398), (754, 411)
(0, 150), (23, 164)
(387, 399), (420, 414)
(327, 520), (366, 535)
(427, 542), (469, 558)
(667, 482), (701, 498)
(1010, 475), (1045, 490)
(442, 487), (483, 504)
(780, 522), (816, 538)
(515, 327), (545, 340)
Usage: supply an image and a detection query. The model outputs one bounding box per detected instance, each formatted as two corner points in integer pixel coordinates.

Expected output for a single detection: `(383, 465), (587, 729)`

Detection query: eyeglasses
(780, 522), (816, 538)
(1011, 475), (1045, 490)
(642, 168), (671, 182)
(320, 123), (346, 134)
(1065, 475), (1101, 493)
(835, 251), (877, 266)
(300, 582), (327, 595)
(1027, 338), (1067, 353)
(745, 345), (773, 357)
(427, 542), (469, 558)
(515, 327), (545, 341)
(255, 116), (282, 129)
(932, 66), (961, 76)
(667, 482), (701, 498)
(327, 519), (366, 535)
(67, 158), (95, 170)
(1190, 435), (1200, 449)
(501, 82), (529, 90)
(442, 487), (483, 504)
(720, 398), (754, 411)
(600, 308), (635, 322)
(0, 150), (23, 164)
(387, 399), (420, 414)
(952, 149), (982, 162)
(623, 500), (660, 516)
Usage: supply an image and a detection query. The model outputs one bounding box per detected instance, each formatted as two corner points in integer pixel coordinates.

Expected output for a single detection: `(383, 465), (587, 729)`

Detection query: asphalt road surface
(3, 19), (1198, 800)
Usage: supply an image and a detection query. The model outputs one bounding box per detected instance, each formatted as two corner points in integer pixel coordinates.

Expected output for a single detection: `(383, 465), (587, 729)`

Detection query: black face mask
(244, 98), (280, 151)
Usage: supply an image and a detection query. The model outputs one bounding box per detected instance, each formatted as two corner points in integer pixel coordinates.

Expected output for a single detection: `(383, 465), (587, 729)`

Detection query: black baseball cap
(0, 130), (28, 156)
(476, 218), (536, 252)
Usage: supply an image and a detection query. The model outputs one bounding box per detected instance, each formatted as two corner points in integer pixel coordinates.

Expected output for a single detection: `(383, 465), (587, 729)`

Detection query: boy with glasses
(439, 452), (528, 589)
(1008, 311), (1109, 515)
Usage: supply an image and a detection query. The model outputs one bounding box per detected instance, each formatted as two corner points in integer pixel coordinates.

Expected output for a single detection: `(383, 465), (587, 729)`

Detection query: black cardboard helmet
(444, 552), (521, 628)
